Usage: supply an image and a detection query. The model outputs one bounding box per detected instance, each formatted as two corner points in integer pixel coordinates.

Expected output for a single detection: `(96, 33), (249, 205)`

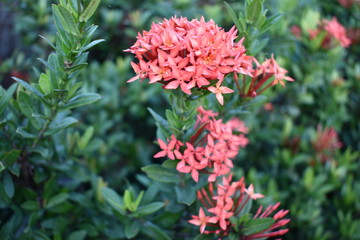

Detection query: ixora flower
(241, 55), (294, 98)
(312, 125), (342, 163)
(153, 107), (248, 182)
(189, 174), (290, 238)
(308, 17), (351, 48)
(125, 16), (254, 105)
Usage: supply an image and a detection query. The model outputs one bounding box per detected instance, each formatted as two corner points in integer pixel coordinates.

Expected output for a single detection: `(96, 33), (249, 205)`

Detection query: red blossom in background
(240, 55), (294, 98)
(308, 17), (351, 48)
(125, 16), (255, 105)
(338, 0), (360, 8)
(154, 107), (248, 182)
(189, 174), (290, 238)
(312, 125), (342, 163)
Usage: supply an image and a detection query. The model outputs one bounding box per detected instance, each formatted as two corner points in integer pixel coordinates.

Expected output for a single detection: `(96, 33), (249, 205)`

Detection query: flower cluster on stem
(189, 174), (290, 239)
(154, 106), (248, 182)
(126, 16), (294, 105)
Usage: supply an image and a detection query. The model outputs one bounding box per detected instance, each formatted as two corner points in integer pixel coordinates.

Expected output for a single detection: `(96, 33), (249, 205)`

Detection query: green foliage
(0, 0), (359, 239)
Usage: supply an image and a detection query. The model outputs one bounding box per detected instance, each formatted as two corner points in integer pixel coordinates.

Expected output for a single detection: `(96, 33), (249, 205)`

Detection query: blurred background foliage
(0, 0), (359, 239)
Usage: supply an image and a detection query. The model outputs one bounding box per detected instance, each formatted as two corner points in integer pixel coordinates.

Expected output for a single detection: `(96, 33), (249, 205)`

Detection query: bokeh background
(0, 0), (359, 239)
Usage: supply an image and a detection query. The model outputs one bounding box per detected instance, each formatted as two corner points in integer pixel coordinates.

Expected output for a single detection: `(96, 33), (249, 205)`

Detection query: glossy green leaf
(141, 164), (180, 183)
(0, 84), (17, 114)
(0, 150), (20, 166)
(12, 77), (45, 101)
(246, 0), (262, 24)
(79, 39), (105, 52)
(45, 116), (78, 136)
(135, 202), (164, 217)
(16, 127), (36, 138)
(21, 200), (40, 211)
(0, 162), (5, 172)
(3, 171), (15, 198)
(66, 63), (88, 72)
(79, 0), (101, 22)
(17, 91), (42, 129)
(46, 192), (69, 209)
(61, 93), (101, 110)
(224, 2), (246, 32)
(125, 221), (140, 239)
(67, 230), (87, 240)
(143, 222), (171, 240)
(39, 73), (52, 95)
(259, 13), (282, 32)
(52, 5), (80, 36)
(243, 217), (274, 235)
(175, 185), (196, 206)
(101, 187), (125, 214)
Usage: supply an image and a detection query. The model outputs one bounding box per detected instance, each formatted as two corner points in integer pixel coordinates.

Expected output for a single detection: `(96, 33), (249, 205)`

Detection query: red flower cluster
(154, 106), (248, 182)
(338, 0), (360, 8)
(312, 125), (342, 162)
(240, 55), (294, 98)
(125, 16), (254, 104)
(308, 17), (351, 48)
(189, 174), (290, 238)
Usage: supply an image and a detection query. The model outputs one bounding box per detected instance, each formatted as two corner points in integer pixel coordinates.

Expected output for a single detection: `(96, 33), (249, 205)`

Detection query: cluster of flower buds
(189, 174), (290, 239)
(154, 106), (248, 182)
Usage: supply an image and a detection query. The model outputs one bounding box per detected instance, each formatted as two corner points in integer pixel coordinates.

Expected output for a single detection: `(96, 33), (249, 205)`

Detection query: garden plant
(0, 0), (359, 239)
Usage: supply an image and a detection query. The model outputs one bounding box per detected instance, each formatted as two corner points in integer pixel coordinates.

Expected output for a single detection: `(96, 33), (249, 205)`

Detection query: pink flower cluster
(189, 174), (290, 238)
(125, 16), (254, 104)
(312, 125), (342, 163)
(154, 106), (248, 182)
(338, 0), (360, 8)
(240, 55), (294, 98)
(308, 17), (351, 48)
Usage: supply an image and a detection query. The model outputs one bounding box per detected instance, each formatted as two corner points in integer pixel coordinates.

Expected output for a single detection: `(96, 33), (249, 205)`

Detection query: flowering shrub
(126, 16), (293, 105)
(125, 4), (292, 237)
(0, 0), (359, 239)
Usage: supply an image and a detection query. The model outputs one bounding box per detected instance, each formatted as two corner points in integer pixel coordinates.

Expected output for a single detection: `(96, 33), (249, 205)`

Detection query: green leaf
(16, 127), (36, 138)
(39, 34), (57, 50)
(124, 190), (134, 211)
(67, 230), (87, 240)
(45, 116), (78, 136)
(175, 185), (196, 206)
(143, 222), (171, 240)
(0, 150), (20, 166)
(0, 162), (5, 172)
(52, 5), (80, 36)
(224, 2), (246, 32)
(78, 126), (94, 150)
(133, 191), (144, 212)
(79, 0), (101, 22)
(246, 0), (262, 24)
(17, 91), (43, 129)
(65, 63), (88, 73)
(39, 73), (52, 95)
(79, 39), (105, 52)
(21, 200), (40, 211)
(67, 82), (83, 100)
(61, 93), (101, 110)
(134, 202), (164, 217)
(141, 164), (180, 183)
(243, 218), (275, 235)
(37, 57), (56, 73)
(12, 77), (45, 101)
(101, 187), (125, 214)
(0, 84), (17, 114)
(259, 13), (282, 32)
(125, 221), (140, 239)
(46, 192), (69, 209)
(3, 171), (15, 198)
